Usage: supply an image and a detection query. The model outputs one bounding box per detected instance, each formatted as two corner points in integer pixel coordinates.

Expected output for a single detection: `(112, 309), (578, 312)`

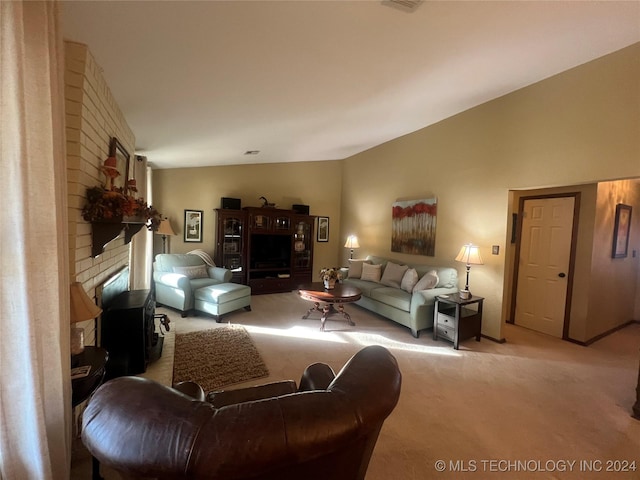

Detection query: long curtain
(0, 2), (71, 479)
(130, 157), (153, 290)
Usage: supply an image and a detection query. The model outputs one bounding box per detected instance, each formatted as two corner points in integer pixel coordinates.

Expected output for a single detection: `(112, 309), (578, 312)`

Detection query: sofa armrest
(153, 271), (191, 291)
(298, 363), (335, 392)
(206, 381), (297, 408)
(412, 287), (459, 306)
(207, 266), (233, 282)
(173, 381), (206, 401)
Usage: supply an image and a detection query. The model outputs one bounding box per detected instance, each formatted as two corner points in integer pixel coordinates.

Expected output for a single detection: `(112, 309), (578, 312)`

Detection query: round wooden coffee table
(298, 282), (362, 331)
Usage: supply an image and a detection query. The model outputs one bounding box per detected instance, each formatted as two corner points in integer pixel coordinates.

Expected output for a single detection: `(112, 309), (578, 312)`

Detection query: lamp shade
(455, 244), (483, 265)
(70, 282), (102, 324)
(156, 218), (176, 236)
(344, 235), (360, 249)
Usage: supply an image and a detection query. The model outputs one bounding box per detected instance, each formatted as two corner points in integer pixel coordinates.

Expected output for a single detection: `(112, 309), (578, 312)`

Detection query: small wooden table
(71, 346), (108, 480)
(298, 283), (362, 331)
(72, 346), (108, 407)
(434, 294), (484, 349)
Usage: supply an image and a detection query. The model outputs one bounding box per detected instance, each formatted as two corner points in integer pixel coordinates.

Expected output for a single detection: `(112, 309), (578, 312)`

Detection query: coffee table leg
(337, 304), (356, 326)
(320, 304), (331, 331)
(303, 302), (320, 319)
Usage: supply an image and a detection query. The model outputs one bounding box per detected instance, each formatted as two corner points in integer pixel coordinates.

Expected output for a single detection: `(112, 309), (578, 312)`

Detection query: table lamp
(156, 217), (176, 253)
(454, 244), (483, 298)
(70, 282), (102, 356)
(344, 235), (360, 259)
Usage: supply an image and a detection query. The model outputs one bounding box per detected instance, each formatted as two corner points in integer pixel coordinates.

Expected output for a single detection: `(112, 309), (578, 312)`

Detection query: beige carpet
(173, 325), (269, 391)
(72, 291), (640, 480)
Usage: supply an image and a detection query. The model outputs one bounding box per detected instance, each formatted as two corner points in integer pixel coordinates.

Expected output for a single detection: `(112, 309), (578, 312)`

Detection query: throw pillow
(348, 259), (370, 278)
(380, 261), (409, 288)
(360, 263), (382, 282)
(400, 268), (419, 293)
(413, 270), (439, 292)
(173, 265), (209, 279)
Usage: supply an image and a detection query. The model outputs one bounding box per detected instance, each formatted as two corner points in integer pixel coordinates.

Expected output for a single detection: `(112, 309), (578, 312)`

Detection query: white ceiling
(60, 1), (640, 170)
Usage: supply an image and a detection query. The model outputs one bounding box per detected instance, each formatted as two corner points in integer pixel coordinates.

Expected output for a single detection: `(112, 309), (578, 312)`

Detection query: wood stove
(99, 267), (163, 379)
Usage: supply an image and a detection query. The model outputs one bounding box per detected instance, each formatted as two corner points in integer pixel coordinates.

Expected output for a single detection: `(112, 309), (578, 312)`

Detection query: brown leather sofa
(82, 345), (402, 480)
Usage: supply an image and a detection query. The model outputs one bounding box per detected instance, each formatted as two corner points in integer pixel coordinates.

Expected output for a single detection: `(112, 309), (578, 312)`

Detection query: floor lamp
(156, 218), (176, 253)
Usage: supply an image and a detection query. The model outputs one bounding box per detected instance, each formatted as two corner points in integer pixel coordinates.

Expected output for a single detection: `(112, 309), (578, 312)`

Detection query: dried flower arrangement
(82, 186), (162, 231)
(320, 267), (342, 281)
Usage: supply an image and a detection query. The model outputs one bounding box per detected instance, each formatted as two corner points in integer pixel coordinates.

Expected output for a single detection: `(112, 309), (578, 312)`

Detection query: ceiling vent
(382, 0), (423, 13)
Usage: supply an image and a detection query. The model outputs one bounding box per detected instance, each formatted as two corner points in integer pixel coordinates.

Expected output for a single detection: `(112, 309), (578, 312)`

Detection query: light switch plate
(492, 245), (499, 255)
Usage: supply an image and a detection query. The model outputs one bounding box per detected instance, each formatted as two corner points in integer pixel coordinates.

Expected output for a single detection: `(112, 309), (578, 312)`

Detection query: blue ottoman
(194, 283), (252, 322)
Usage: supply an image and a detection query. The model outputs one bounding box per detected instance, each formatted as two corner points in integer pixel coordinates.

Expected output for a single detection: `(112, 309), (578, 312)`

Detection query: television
(250, 234), (291, 269)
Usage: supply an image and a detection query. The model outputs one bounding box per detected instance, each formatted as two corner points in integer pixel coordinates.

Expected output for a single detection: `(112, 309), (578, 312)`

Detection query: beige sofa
(342, 255), (458, 337)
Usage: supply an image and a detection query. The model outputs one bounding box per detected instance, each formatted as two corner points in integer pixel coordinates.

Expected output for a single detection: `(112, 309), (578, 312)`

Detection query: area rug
(172, 325), (269, 392)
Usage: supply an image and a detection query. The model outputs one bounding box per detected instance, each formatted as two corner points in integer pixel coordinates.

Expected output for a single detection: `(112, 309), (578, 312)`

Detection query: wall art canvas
(612, 203), (631, 258)
(391, 198), (437, 256)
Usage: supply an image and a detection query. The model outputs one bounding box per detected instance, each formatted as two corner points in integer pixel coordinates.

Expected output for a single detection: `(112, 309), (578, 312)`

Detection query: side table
(434, 294), (484, 349)
(72, 346), (108, 480)
(72, 346), (108, 407)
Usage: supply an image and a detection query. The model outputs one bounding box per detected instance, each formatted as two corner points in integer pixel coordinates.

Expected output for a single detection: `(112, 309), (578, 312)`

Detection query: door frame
(508, 192), (581, 340)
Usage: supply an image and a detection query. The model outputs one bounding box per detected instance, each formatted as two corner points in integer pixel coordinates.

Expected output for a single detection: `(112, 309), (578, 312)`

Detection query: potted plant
(320, 267), (342, 290)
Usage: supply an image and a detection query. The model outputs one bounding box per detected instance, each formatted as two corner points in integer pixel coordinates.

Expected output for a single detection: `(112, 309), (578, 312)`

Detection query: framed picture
(184, 209), (203, 243)
(391, 198), (437, 256)
(317, 216), (329, 242)
(108, 137), (130, 192)
(612, 204), (632, 258)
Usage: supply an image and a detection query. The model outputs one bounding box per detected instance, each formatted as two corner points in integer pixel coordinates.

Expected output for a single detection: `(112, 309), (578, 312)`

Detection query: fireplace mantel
(91, 219), (145, 257)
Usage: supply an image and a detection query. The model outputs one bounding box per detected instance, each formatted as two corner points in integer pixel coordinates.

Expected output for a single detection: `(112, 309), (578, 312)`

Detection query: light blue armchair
(153, 254), (232, 317)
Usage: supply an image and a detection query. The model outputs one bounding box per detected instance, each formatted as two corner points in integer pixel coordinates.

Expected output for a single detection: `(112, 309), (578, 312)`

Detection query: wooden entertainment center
(215, 207), (315, 294)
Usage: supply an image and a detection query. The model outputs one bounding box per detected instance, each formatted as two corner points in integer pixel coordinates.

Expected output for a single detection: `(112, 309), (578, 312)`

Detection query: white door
(515, 197), (575, 338)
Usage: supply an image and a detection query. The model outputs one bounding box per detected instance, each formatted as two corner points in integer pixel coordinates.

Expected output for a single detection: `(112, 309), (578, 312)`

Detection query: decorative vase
(324, 278), (336, 290)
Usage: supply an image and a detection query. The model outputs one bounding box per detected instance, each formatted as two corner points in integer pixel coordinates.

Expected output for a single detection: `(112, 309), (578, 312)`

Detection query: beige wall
(506, 180), (640, 343)
(587, 180), (640, 339)
(341, 43), (640, 341)
(152, 160), (343, 279)
(65, 41), (135, 344)
(148, 43), (639, 343)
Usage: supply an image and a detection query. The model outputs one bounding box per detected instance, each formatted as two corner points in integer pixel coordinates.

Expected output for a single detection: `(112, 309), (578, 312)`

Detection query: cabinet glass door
(252, 214), (270, 230)
(275, 216), (290, 230)
(293, 220), (312, 268)
(222, 217), (243, 273)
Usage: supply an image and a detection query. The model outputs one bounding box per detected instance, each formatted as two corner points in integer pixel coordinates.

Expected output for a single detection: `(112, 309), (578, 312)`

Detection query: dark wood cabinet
(291, 215), (314, 284)
(215, 207), (315, 294)
(214, 209), (246, 284)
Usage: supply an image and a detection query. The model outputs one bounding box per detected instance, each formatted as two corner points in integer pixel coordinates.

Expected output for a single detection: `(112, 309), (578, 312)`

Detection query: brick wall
(65, 40), (135, 345)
